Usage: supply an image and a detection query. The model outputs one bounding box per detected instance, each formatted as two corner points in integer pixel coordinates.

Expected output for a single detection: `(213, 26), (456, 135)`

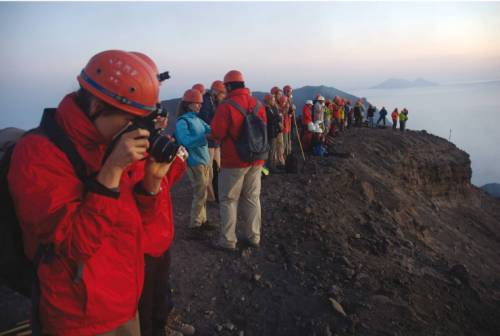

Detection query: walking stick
(291, 102), (306, 162)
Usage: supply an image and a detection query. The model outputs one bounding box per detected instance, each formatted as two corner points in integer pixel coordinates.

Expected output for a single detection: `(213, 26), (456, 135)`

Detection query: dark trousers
(392, 119), (398, 130)
(400, 120), (406, 132)
(354, 113), (362, 127)
(376, 116), (386, 126)
(347, 114), (353, 128)
(139, 250), (173, 336)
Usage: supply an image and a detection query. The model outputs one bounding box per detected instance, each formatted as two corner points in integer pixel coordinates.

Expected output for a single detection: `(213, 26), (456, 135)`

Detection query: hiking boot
(167, 312), (196, 336)
(200, 220), (218, 231)
(211, 240), (237, 252)
(240, 238), (260, 249)
(186, 226), (208, 240)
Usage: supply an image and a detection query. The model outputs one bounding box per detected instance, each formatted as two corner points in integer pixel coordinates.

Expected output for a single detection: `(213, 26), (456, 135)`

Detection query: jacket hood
(55, 93), (108, 148)
(55, 93), (108, 172)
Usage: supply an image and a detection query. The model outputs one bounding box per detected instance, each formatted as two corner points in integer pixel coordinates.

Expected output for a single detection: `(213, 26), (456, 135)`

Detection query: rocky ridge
(169, 127), (500, 335)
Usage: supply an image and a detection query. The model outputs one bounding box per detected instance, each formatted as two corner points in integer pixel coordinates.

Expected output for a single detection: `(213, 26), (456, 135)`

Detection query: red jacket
(333, 103), (341, 120)
(211, 88), (267, 168)
(8, 94), (185, 335)
(282, 106), (291, 134)
(302, 104), (313, 126)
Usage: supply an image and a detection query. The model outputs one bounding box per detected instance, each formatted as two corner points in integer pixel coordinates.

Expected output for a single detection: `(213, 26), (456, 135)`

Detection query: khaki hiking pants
(275, 133), (286, 166)
(186, 164), (210, 228)
(96, 312), (140, 336)
(283, 132), (291, 157)
(218, 165), (262, 248)
(207, 147), (221, 202)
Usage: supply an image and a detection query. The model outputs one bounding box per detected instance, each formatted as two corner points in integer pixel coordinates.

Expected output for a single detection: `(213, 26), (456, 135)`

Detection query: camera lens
(149, 133), (179, 163)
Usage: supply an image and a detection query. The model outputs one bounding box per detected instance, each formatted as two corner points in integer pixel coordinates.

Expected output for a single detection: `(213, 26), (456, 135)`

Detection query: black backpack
(0, 108), (87, 298)
(225, 99), (269, 163)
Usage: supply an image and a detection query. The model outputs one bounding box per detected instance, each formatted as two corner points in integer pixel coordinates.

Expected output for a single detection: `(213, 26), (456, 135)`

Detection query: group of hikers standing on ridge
(1, 49), (410, 336)
(295, 94), (410, 159)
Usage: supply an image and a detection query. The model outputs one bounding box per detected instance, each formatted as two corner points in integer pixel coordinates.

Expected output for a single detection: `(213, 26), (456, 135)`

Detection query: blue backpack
(225, 99), (269, 163)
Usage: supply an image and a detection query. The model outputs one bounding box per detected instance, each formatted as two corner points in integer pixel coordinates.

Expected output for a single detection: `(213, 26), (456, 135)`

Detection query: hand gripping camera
(105, 103), (179, 164)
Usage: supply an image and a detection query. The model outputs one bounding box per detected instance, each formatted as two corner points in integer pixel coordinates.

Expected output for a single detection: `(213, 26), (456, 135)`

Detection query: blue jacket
(174, 112), (211, 166)
(199, 92), (219, 148)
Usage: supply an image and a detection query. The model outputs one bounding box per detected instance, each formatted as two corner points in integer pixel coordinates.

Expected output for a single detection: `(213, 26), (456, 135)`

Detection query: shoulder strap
(252, 101), (261, 115)
(225, 99), (247, 118)
(39, 108), (87, 181)
(225, 99), (261, 117)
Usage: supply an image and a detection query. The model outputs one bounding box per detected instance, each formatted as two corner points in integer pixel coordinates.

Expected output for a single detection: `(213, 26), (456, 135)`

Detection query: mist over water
(351, 81), (500, 186)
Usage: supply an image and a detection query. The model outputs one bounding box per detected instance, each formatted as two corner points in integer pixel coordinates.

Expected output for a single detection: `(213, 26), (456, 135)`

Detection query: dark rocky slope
(2, 128), (499, 335)
(169, 128), (500, 335)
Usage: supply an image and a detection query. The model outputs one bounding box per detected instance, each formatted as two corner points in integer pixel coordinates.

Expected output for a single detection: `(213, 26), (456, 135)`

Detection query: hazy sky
(1, 1), (500, 128)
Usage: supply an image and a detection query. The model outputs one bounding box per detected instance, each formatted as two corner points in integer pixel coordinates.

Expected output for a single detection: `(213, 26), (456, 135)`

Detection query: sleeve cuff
(134, 182), (162, 197)
(85, 176), (120, 199)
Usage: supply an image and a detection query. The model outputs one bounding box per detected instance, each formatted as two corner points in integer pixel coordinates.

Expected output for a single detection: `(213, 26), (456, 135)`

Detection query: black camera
(110, 105), (179, 163)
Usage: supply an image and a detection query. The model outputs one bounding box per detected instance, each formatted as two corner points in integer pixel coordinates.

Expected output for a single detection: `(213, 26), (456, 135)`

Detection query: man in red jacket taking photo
(8, 50), (187, 335)
(210, 70), (268, 251)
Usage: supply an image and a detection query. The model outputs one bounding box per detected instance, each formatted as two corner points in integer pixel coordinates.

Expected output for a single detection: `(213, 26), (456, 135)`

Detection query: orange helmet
(264, 93), (274, 104)
(211, 80), (226, 93)
(192, 83), (206, 95)
(130, 51), (159, 74)
(271, 86), (280, 95)
(182, 89), (203, 104)
(283, 85), (292, 95)
(223, 70), (244, 83)
(77, 50), (160, 117)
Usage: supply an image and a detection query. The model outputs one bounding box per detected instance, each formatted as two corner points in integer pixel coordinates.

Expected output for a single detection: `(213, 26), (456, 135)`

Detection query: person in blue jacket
(376, 106), (388, 126)
(175, 89), (213, 233)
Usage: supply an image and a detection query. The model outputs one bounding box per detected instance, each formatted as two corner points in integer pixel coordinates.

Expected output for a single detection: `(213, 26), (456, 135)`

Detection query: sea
(350, 81), (500, 186)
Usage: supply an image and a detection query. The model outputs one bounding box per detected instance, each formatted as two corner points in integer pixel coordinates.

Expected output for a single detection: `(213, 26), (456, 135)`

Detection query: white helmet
(305, 100), (313, 105)
(307, 122), (315, 131)
(317, 96), (325, 101)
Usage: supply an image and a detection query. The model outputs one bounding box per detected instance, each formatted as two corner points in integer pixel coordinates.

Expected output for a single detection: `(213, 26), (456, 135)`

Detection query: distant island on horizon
(371, 78), (438, 89)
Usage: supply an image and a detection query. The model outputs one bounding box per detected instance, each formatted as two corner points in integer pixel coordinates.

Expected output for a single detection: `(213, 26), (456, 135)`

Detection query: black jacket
(265, 105), (282, 140)
(199, 92), (219, 148)
(367, 106), (376, 117)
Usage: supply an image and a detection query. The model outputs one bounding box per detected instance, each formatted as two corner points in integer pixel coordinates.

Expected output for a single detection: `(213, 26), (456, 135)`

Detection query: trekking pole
(292, 104), (306, 162)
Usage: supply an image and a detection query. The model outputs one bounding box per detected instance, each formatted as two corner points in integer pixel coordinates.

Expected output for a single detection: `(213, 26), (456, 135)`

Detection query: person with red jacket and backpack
(7, 50), (187, 336)
(210, 70), (268, 250)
